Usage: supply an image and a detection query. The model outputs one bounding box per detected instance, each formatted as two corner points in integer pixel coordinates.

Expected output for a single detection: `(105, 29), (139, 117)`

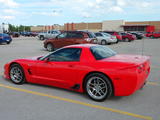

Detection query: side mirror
(44, 57), (50, 62)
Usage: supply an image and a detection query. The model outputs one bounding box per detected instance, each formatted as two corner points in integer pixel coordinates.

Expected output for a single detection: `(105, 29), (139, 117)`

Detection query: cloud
(32, 11), (61, 16)
(3, 9), (21, 15)
(0, 0), (19, 7)
(110, 6), (124, 13)
(0, 15), (15, 20)
(81, 12), (92, 18)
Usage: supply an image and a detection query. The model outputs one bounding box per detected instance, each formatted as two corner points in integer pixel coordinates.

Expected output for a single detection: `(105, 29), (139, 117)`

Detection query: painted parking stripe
(151, 65), (160, 69)
(147, 82), (160, 86)
(0, 83), (152, 120)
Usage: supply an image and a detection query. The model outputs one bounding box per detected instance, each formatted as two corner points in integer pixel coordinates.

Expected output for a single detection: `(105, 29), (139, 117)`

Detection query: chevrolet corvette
(4, 44), (150, 101)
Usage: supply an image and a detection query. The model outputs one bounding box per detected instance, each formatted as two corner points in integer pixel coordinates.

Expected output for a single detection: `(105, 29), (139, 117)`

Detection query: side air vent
(28, 69), (32, 75)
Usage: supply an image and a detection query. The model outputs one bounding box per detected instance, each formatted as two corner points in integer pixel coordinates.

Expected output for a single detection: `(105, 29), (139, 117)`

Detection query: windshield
(90, 46), (117, 60)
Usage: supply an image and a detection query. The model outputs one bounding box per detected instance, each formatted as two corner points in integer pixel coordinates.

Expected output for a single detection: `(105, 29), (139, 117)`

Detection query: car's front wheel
(40, 36), (45, 40)
(6, 41), (11, 44)
(9, 64), (26, 84)
(46, 43), (54, 52)
(125, 38), (131, 42)
(84, 73), (113, 101)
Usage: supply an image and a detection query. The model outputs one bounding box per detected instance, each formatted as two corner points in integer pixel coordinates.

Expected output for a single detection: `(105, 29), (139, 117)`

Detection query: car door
(33, 48), (82, 88)
(65, 32), (83, 45)
(54, 32), (68, 48)
(95, 33), (104, 44)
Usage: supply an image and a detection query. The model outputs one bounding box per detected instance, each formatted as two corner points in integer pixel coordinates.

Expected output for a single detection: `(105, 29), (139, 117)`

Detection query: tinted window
(57, 33), (67, 38)
(95, 33), (103, 37)
(48, 48), (81, 61)
(121, 33), (126, 35)
(67, 32), (83, 38)
(90, 46), (116, 60)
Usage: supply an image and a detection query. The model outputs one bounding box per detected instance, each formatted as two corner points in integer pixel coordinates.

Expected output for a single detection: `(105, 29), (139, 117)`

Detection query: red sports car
(4, 44), (150, 101)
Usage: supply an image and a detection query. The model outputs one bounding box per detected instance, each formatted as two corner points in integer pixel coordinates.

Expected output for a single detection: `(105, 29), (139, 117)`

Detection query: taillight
(137, 64), (145, 73)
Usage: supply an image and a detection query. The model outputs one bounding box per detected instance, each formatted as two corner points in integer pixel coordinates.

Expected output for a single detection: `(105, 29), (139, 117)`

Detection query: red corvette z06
(4, 44), (150, 101)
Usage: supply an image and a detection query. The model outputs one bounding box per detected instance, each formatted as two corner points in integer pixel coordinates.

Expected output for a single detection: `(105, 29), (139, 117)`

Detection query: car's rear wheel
(46, 43), (54, 52)
(9, 64), (25, 84)
(150, 36), (154, 39)
(101, 40), (107, 45)
(84, 73), (113, 101)
(116, 39), (119, 43)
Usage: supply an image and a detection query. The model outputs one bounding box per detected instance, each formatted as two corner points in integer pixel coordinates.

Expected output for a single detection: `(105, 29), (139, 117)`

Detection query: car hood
(101, 54), (150, 65)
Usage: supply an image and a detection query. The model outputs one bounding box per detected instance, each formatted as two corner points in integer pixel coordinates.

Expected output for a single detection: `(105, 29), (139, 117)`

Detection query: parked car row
(145, 32), (160, 38)
(42, 30), (147, 51)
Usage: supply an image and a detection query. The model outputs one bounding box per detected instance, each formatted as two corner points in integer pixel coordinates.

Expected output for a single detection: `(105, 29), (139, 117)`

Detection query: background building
(30, 20), (160, 32)
(0, 23), (9, 33)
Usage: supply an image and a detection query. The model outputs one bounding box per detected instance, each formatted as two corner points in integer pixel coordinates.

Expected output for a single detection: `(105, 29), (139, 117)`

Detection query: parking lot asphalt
(0, 37), (160, 120)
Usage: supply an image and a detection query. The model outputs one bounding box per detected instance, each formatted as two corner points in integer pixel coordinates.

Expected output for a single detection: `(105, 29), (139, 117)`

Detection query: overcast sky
(0, 0), (159, 25)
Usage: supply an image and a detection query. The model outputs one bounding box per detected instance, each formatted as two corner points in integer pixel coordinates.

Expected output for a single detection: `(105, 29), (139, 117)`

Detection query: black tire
(101, 40), (107, 45)
(46, 43), (54, 52)
(116, 39), (119, 43)
(6, 41), (11, 44)
(150, 36), (154, 39)
(84, 73), (113, 102)
(9, 64), (26, 84)
(125, 38), (130, 42)
(40, 36), (45, 40)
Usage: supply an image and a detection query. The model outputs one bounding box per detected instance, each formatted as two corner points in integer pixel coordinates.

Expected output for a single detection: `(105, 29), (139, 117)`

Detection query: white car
(38, 30), (61, 40)
(95, 32), (118, 45)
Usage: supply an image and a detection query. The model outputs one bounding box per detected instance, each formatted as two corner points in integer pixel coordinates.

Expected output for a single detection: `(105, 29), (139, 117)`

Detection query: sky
(0, 0), (160, 26)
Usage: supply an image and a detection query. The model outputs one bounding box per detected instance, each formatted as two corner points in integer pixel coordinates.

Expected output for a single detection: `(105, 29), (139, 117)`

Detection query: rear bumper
(113, 62), (150, 96)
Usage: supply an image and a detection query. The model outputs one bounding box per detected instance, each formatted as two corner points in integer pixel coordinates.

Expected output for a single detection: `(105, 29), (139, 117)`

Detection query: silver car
(95, 32), (118, 45)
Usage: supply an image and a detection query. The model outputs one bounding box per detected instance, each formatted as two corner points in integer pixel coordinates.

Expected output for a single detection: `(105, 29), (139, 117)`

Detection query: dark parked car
(44, 31), (98, 51)
(21, 32), (31, 37)
(129, 32), (143, 39)
(30, 32), (38, 37)
(11, 32), (20, 37)
(0, 33), (12, 44)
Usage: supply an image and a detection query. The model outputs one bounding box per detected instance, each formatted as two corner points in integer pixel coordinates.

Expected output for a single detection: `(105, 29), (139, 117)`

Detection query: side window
(67, 32), (83, 38)
(48, 48), (82, 62)
(48, 31), (51, 34)
(95, 33), (102, 37)
(121, 33), (126, 35)
(57, 33), (67, 38)
(51, 31), (56, 34)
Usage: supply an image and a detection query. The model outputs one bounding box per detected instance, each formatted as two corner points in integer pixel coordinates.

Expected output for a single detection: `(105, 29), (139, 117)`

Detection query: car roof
(64, 44), (98, 48)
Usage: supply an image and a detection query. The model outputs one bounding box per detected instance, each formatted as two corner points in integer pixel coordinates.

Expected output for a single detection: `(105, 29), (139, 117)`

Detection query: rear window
(90, 46), (117, 60)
